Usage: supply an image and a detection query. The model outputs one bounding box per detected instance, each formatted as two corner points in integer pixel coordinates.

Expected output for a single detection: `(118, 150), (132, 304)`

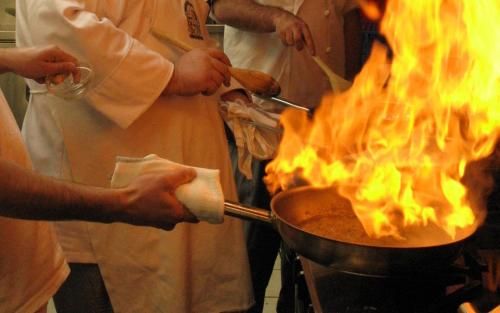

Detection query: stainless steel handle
(253, 94), (311, 113)
(224, 200), (272, 224)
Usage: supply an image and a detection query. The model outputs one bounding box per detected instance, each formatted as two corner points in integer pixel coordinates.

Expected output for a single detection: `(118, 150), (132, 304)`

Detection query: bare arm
(212, 0), (315, 54)
(0, 159), (198, 230)
(344, 9), (363, 80)
(213, 0), (281, 32)
(0, 46), (197, 230)
(0, 46), (77, 83)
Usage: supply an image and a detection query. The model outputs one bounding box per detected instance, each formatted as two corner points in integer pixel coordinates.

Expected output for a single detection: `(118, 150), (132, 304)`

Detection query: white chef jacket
(16, 1), (253, 312)
(0, 90), (69, 313)
(223, 0), (359, 109)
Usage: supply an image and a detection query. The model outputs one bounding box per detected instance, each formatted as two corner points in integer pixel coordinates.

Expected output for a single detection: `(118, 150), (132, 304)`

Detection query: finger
(210, 70), (225, 88)
(291, 27), (304, 51)
(295, 38), (304, 51)
(300, 24), (316, 56)
(44, 61), (77, 77)
(182, 207), (199, 223)
(205, 48), (232, 67)
(169, 167), (197, 188)
(49, 73), (68, 85)
(45, 46), (78, 64)
(279, 33), (288, 47)
(209, 59), (230, 87)
(284, 31), (294, 46)
(72, 67), (82, 84)
(161, 196), (188, 225)
(202, 81), (218, 96)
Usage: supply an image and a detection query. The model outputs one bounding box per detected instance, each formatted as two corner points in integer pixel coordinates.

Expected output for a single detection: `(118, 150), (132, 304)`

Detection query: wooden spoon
(152, 31), (281, 97)
(312, 56), (352, 93)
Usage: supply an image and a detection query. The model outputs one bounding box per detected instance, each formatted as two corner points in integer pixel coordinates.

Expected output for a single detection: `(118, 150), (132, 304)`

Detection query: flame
(265, 0), (500, 242)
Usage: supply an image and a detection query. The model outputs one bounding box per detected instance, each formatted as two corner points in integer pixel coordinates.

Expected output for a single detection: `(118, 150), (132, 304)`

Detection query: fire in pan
(225, 186), (477, 276)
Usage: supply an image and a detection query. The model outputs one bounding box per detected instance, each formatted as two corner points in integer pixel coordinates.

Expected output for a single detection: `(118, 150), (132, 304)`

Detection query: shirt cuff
(86, 40), (173, 129)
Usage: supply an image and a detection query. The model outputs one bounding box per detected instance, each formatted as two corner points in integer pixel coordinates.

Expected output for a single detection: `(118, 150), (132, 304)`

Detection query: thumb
(169, 167), (197, 188)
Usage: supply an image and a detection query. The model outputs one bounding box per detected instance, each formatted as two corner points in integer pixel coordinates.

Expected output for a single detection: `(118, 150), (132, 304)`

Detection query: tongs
(252, 56), (352, 114)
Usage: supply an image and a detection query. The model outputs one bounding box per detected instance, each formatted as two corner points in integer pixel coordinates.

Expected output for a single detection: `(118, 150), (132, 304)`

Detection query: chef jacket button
(325, 46), (332, 53)
(324, 9), (330, 16)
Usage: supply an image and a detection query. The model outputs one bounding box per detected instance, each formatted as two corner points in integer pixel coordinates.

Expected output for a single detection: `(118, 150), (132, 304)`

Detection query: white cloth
(223, 0), (359, 110)
(220, 99), (281, 178)
(111, 154), (225, 224)
(16, 1), (253, 312)
(0, 90), (69, 313)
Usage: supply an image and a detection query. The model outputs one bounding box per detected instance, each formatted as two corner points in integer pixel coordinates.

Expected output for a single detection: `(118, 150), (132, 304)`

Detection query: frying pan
(224, 186), (477, 276)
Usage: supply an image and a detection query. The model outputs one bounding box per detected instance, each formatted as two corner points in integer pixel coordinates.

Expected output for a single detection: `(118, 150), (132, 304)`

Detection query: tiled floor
(47, 299), (57, 313)
(263, 257), (282, 313)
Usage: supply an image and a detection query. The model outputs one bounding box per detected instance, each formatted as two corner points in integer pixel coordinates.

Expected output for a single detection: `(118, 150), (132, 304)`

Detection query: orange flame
(265, 0), (500, 241)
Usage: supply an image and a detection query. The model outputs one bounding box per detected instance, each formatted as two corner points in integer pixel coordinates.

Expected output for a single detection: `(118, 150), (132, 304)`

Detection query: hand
(119, 168), (199, 230)
(163, 48), (232, 97)
(5, 45), (78, 83)
(273, 11), (316, 55)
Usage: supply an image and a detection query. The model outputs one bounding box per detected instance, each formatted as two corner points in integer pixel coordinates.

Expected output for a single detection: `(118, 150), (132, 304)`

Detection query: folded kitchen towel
(111, 154), (224, 224)
(219, 98), (281, 179)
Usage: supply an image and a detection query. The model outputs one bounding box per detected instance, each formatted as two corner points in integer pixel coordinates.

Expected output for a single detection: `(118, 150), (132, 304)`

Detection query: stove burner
(295, 249), (499, 313)
(312, 269), (466, 313)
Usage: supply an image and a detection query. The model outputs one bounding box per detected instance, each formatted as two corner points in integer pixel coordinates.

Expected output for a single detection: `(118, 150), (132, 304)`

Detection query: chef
(0, 45), (202, 313)
(212, 0), (362, 311)
(16, 1), (253, 312)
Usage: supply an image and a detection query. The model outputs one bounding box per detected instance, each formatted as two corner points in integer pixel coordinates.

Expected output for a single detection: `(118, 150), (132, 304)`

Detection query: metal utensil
(253, 93), (311, 113)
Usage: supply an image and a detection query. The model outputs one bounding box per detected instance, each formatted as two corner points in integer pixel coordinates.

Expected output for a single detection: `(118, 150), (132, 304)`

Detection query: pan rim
(270, 186), (477, 250)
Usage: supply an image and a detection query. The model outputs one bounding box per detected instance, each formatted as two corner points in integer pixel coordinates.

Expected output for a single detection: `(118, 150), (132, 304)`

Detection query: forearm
(344, 9), (363, 80)
(213, 0), (286, 32)
(0, 159), (123, 222)
(0, 48), (17, 74)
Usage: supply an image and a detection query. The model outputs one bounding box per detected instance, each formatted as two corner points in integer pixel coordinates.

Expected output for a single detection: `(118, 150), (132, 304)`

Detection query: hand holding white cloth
(111, 154), (224, 224)
(220, 98), (281, 179)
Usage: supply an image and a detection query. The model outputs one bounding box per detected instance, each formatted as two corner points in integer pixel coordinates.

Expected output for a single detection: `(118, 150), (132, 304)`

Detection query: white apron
(16, 1), (253, 312)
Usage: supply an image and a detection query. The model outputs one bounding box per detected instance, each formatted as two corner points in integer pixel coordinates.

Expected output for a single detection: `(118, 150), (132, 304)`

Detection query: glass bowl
(46, 65), (94, 99)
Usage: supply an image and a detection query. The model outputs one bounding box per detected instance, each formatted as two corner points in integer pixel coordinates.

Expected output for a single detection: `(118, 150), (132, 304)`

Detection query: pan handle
(224, 200), (273, 224)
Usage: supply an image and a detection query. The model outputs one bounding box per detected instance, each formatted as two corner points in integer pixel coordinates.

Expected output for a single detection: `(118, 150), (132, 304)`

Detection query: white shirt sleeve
(18, 0), (173, 128)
